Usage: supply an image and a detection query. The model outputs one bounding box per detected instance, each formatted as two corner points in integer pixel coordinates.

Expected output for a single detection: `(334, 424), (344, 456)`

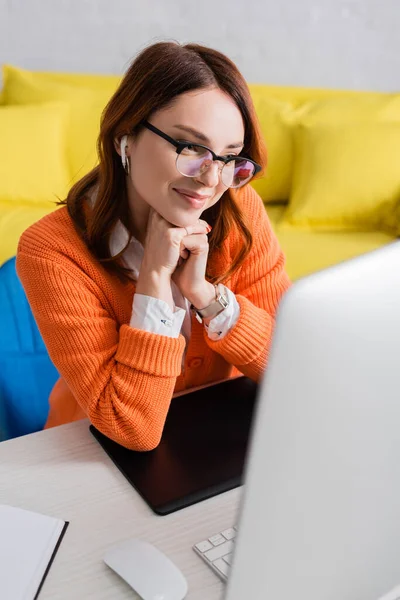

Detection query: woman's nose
(197, 161), (222, 188)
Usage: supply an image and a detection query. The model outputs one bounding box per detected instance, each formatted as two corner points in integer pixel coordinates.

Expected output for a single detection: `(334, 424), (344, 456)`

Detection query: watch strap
(191, 284), (229, 323)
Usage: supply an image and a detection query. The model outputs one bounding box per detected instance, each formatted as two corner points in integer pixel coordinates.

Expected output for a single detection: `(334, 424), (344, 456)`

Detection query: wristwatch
(191, 283), (229, 323)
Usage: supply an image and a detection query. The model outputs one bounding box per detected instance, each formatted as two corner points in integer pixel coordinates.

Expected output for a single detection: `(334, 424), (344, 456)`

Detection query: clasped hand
(136, 209), (215, 310)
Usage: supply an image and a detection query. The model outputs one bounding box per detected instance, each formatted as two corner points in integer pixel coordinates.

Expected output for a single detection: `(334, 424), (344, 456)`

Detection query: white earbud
(120, 135), (128, 171)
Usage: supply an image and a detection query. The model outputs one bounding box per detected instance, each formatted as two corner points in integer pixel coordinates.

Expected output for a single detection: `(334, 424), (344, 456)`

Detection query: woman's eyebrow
(172, 124), (244, 149)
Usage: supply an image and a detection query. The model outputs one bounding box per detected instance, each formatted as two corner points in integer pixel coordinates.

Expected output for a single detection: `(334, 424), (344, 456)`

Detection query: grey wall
(1, 0), (399, 91)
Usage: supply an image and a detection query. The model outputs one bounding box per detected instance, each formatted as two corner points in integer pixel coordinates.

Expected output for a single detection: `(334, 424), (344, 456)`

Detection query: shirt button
(188, 357), (203, 368)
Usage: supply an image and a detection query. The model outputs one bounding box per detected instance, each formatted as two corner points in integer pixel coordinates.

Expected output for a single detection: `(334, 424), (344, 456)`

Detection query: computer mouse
(103, 537), (188, 600)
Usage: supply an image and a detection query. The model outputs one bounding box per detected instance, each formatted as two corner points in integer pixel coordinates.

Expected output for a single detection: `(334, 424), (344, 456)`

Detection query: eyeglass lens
(176, 145), (255, 188)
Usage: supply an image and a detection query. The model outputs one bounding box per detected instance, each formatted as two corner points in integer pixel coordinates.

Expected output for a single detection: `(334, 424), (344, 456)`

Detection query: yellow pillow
(249, 93), (294, 202)
(2, 65), (116, 182)
(0, 103), (70, 206)
(248, 83), (382, 109)
(32, 69), (121, 91)
(0, 203), (59, 267)
(282, 120), (400, 234)
(288, 93), (400, 126)
(247, 88), (394, 203)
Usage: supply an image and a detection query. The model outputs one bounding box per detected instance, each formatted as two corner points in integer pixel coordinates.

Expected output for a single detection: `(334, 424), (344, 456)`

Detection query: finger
(197, 219), (213, 233)
(183, 223), (210, 236)
(169, 222), (209, 248)
(180, 248), (189, 259)
(181, 233), (209, 254)
(197, 219), (210, 227)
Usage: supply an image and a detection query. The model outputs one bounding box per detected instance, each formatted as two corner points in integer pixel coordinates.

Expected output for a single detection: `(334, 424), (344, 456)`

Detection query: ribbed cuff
(204, 295), (273, 365)
(116, 324), (185, 376)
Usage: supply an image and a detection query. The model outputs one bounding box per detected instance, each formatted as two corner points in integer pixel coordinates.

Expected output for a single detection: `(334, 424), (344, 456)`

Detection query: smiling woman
(16, 41), (291, 450)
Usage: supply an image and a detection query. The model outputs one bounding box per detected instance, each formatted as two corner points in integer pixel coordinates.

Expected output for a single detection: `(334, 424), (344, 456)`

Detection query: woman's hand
(171, 222), (215, 310)
(136, 209), (212, 310)
(140, 209), (210, 277)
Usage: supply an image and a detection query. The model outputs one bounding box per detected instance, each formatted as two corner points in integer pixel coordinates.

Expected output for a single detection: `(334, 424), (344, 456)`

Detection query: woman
(16, 41), (291, 450)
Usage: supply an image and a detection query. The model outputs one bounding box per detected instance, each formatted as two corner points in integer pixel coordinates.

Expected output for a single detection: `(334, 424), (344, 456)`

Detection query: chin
(164, 209), (204, 228)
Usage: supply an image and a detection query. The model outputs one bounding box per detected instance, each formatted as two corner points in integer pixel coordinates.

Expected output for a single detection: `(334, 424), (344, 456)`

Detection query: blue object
(0, 257), (59, 441)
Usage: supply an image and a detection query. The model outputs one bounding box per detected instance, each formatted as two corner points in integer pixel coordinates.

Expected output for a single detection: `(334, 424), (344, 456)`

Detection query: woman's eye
(178, 141), (199, 153)
(181, 144), (208, 156)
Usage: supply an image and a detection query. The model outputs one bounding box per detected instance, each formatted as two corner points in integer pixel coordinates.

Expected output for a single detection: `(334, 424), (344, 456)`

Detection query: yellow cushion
(0, 103), (70, 206)
(32, 69), (121, 91)
(247, 87), (396, 203)
(249, 93), (294, 202)
(0, 203), (59, 267)
(248, 83), (383, 109)
(289, 93), (400, 125)
(266, 204), (395, 281)
(283, 119), (400, 233)
(2, 65), (116, 182)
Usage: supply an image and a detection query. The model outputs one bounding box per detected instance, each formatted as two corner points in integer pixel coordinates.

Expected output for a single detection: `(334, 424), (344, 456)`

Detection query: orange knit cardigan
(16, 186), (291, 450)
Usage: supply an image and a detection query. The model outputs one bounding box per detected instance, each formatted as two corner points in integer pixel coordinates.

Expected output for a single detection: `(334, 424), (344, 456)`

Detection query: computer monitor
(226, 241), (400, 600)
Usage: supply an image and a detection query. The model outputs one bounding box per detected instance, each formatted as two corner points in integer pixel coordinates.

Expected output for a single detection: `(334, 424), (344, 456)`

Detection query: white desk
(0, 420), (241, 599)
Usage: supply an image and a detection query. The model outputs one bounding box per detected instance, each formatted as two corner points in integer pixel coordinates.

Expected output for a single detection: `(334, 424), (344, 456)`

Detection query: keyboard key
(223, 553), (233, 565)
(204, 540), (234, 562)
(209, 534), (225, 546)
(221, 528), (236, 540)
(213, 558), (230, 577)
(195, 540), (213, 553)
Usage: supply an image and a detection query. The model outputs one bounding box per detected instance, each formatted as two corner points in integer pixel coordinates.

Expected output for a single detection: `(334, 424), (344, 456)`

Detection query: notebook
(90, 375), (258, 515)
(0, 504), (69, 599)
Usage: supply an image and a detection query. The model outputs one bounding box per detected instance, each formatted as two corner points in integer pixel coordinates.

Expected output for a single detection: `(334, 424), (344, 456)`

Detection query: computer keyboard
(193, 526), (236, 581)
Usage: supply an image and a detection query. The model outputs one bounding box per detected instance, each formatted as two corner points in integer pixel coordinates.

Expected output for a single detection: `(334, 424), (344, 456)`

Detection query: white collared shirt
(109, 220), (240, 342)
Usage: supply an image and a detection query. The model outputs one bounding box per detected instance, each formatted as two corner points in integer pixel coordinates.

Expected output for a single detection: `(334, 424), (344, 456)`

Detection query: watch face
(191, 285), (229, 323)
(217, 285), (229, 308)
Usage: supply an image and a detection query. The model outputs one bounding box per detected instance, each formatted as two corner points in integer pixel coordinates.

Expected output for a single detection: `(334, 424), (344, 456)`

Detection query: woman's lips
(174, 188), (210, 208)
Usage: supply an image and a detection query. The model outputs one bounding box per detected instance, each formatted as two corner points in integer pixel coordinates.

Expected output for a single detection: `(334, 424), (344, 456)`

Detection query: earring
(120, 135), (130, 175)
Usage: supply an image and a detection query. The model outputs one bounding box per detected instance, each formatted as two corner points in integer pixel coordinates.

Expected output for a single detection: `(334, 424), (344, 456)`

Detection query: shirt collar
(109, 219), (131, 257)
(109, 219), (144, 280)
(88, 190), (143, 275)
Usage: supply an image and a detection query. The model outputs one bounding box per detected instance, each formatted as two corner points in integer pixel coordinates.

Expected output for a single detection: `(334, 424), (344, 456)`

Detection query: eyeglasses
(141, 120), (261, 189)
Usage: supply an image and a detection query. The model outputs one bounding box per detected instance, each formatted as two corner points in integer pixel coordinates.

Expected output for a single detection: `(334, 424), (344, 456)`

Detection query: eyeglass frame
(140, 120), (262, 186)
